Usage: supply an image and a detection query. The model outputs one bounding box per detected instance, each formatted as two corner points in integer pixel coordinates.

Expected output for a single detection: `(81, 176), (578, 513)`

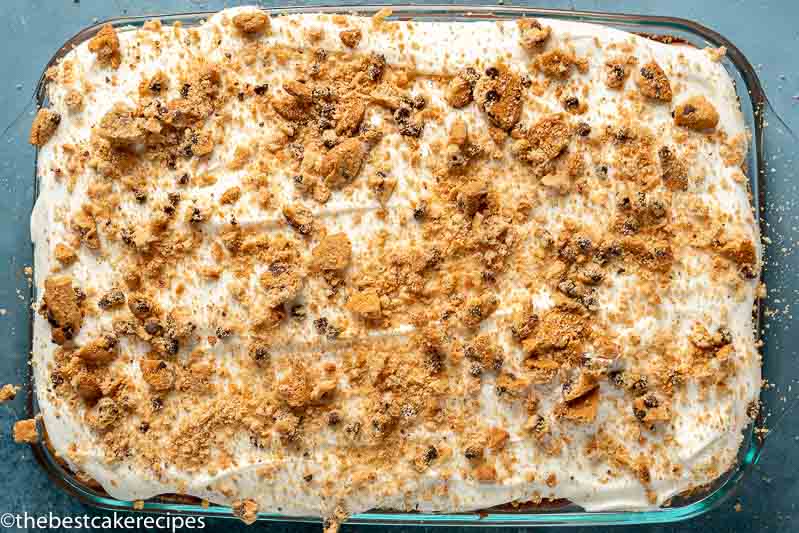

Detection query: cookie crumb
(13, 419), (38, 443)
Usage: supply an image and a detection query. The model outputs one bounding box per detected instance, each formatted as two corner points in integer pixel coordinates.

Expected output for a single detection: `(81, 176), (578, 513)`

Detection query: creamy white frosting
(32, 7), (760, 519)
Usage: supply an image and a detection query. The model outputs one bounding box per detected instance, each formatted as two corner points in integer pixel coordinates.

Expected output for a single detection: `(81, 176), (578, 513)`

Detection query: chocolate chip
(314, 317), (329, 335)
(424, 445), (439, 463)
(180, 83), (190, 97)
(564, 96), (579, 110)
(144, 318), (163, 336)
(413, 202), (427, 221)
(577, 122), (591, 136)
(151, 397), (163, 411)
(254, 84), (268, 95)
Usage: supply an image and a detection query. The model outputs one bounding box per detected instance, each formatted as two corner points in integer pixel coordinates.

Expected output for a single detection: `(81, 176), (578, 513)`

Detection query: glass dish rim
(26, 3), (768, 527)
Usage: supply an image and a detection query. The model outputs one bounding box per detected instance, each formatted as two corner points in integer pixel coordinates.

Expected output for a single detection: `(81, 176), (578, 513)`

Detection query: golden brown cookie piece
(456, 180), (489, 217)
(604, 56), (634, 89)
(65, 90), (84, 112)
(74, 335), (119, 364)
(339, 28), (362, 48)
(29, 109), (61, 146)
(220, 186), (242, 205)
(658, 146), (688, 191)
(88, 24), (122, 69)
(321, 137), (368, 189)
(140, 359), (176, 391)
(474, 67), (523, 130)
(518, 18), (551, 51)
(42, 275), (83, 344)
(636, 60), (672, 102)
(536, 49), (576, 79)
(232, 11), (270, 34)
(13, 419), (38, 443)
(0, 384), (19, 403)
(511, 113), (573, 172)
(54, 243), (78, 266)
(445, 68), (479, 108)
(232, 499), (259, 525)
(673, 96), (720, 130)
(283, 204), (315, 235)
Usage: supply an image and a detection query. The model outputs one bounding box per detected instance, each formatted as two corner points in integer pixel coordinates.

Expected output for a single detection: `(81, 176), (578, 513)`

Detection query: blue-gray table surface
(1, 1), (797, 531)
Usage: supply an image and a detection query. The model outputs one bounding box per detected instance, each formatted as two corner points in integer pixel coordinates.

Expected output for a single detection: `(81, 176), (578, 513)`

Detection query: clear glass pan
(28, 3), (768, 527)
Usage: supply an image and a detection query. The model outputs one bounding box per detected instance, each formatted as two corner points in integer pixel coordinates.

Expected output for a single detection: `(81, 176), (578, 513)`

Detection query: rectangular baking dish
(27, 3), (770, 527)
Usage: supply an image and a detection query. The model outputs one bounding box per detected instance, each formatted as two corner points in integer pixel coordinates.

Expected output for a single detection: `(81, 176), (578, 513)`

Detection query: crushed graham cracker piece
(633, 394), (672, 428)
(346, 289), (382, 319)
(658, 146), (688, 191)
(29, 108), (61, 146)
(367, 171), (396, 204)
(312, 233), (352, 271)
(636, 61), (672, 102)
(13, 419), (38, 443)
(88, 24), (122, 69)
(673, 96), (720, 131)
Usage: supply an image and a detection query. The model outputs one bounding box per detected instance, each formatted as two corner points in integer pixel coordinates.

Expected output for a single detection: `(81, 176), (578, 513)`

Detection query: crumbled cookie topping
(13, 419), (38, 443)
(232, 11), (270, 34)
(31, 8), (760, 524)
(88, 24), (122, 69)
(518, 19), (551, 51)
(636, 61), (672, 101)
(474, 66), (523, 130)
(29, 109), (61, 146)
(673, 95), (720, 130)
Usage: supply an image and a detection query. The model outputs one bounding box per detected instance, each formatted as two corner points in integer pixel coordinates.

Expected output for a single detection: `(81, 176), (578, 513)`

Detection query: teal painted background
(1, 1), (797, 531)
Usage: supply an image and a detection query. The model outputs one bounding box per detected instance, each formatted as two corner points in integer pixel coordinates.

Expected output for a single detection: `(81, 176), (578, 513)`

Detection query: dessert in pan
(25, 5), (760, 528)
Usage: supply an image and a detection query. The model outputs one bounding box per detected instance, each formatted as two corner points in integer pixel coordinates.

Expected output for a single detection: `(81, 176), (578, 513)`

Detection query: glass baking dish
(27, 3), (772, 527)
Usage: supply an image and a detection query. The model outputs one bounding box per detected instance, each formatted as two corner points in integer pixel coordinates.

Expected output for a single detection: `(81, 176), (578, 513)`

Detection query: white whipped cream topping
(32, 7), (759, 519)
